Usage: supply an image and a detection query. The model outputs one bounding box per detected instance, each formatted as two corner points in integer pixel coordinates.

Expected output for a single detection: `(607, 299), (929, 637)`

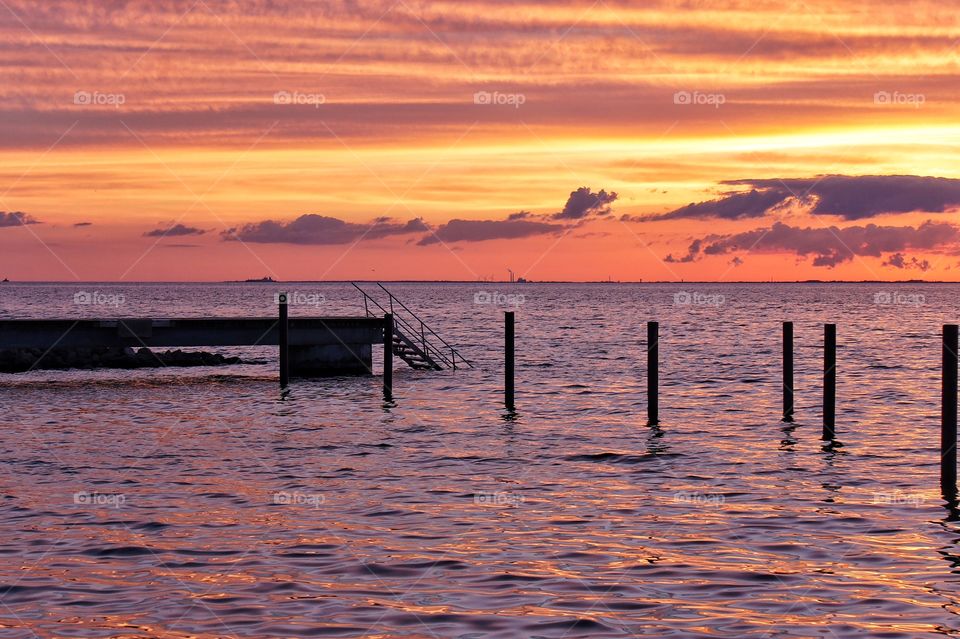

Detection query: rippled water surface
(2, 282), (960, 638)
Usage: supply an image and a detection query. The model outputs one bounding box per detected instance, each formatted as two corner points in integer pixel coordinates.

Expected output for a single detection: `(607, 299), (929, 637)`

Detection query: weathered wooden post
(648, 321), (659, 425)
(278, 292), (289, 388)
(783, 321), (794, 422)
(823, 323), (836, 439)
(505, 311), (515, 409)
(942, 325), (958, 494)
(383, 313), (394, 397)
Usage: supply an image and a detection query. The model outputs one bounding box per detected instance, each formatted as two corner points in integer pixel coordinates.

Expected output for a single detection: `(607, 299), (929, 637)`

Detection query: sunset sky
(1, 0), (959, 281)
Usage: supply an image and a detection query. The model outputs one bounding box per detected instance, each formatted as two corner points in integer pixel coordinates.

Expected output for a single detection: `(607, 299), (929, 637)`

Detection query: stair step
(357, 283), (468, 370)
(387, 327), (446, 370)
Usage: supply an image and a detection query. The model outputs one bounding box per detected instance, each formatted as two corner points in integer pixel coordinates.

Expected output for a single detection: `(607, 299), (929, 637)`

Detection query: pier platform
(0, 317), (384, 375)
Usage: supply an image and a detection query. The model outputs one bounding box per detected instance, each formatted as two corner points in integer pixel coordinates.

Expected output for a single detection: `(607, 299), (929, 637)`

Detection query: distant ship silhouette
(244, 276), (275, 283)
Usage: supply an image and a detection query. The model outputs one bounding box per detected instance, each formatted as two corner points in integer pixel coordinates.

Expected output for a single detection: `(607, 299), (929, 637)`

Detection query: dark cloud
(418, 218), (563, 245)
(223, 187), (609, 247)
(664, 238), (702, 263)
(686, 220), (958, 268)
(0, 211), (38, 227)
(144, 223), (207, 237)
(883, 253), (907, 268)
(73, 221), (93, 227)
(729, 175), (960, 220)
(417, 185), (615, 244)
(883, 252), (932, 271)
(652, 175), (960, 222)
(552, 187), (618, 220)
(651, 188), (793, 221)
(729, 256), (744, 267)
(224, 215), (427, 245)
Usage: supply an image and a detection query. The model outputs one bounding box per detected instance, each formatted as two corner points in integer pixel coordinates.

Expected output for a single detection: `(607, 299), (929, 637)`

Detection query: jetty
(0, 284), (471, 377)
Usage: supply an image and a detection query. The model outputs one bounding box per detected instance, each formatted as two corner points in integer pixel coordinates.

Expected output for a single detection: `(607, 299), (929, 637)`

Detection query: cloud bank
(224, 215), (427, 245)
(673, 220), (958, 268)
(418, 218), (564, 245)
(648, 175), (960, 222)
(224, 186), (615, 247)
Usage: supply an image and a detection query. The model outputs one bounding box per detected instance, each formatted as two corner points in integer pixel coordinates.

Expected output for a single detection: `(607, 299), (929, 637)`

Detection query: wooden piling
(505, 311), (515, 409)
(942, 324), (958, 493)
(783, 321), (794, 422)
(383, 313), (394, 397)
(648, 321), (659, 425)
(278, 293), (289, 388)
(823, 323), (836, 439)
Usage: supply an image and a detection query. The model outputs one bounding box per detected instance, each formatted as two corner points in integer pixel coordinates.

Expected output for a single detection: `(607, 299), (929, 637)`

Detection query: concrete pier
(288, 343), (373, 376)
(0, 317), (383, 376)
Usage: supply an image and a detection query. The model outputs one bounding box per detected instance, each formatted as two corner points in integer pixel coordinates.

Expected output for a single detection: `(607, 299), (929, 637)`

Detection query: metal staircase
(351, 283), (472, 371)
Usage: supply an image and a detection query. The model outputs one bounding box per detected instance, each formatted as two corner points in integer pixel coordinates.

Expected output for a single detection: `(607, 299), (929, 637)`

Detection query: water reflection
(820, 438), (845, 457)
(645, 422), (669, 457)
(941, 490), (960, 522)
(779, 422), (797, 451)
(2, 282), (960, 637)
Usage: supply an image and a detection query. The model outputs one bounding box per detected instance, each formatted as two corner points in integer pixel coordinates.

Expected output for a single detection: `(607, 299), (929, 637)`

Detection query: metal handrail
(351, 283), (454, 367)
(357, 288), (455, 369)
(351, 282), (473, 369)
(377, 299), (455, 369)
(375, 284), (470, 366)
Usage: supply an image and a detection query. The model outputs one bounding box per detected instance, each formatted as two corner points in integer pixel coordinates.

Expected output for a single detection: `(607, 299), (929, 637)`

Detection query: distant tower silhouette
(508, 268), (515, 283)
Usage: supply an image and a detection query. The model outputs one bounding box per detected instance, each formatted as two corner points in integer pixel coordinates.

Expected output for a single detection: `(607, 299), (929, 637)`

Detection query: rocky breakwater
(0, 347), (244, 373)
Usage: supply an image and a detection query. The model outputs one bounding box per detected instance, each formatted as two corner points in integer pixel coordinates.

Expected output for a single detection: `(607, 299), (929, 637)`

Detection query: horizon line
(1, 279), (957, 285)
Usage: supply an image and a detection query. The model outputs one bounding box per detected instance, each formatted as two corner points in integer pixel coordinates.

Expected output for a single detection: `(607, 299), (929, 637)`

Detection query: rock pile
(0, 347), (243, 373)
